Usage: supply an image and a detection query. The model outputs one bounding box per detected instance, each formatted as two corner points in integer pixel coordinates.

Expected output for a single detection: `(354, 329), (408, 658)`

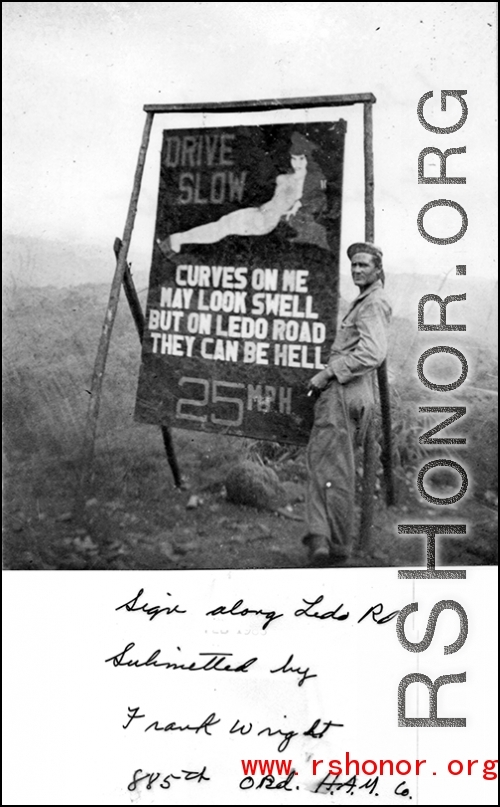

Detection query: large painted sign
(135, 121), (346, 443)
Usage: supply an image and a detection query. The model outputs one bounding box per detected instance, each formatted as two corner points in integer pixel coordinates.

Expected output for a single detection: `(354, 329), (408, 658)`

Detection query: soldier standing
(304, 242), (391, 566)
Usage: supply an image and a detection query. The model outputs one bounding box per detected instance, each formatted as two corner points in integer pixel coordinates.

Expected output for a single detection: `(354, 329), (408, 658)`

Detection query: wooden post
(360, 416), (377, 549)
(363, 101), (375, 243)
(360, 101), (377, 546)
(378, 361), (396, 505)
(113, 237), (145, 340)
(160, 426), (183, 488)
(360, 99), (396, 548)
(364, 101), (396, 506)
(82, 112), (154, 488)
(113, 238), (184, 489)
(143, 92), (376, 114)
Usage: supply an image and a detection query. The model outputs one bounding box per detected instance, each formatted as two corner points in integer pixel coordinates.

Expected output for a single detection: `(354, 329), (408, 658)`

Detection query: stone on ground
(225, 461), (284, 510)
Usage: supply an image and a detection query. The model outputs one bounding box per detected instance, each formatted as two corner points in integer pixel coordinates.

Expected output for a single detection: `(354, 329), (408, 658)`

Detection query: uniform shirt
(325, 279), (392, 384)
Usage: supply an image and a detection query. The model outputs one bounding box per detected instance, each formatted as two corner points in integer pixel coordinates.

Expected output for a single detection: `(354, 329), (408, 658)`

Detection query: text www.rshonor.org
(240, 755), (498, 779)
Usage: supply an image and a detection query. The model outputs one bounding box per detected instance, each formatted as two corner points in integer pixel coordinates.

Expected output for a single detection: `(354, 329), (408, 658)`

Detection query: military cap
(289, 131), (319, 156)
(347, 242), (383, 261)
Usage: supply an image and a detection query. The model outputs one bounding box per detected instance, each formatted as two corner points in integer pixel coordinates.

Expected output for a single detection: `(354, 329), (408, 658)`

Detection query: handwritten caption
(105, 588), (398, 687)
(105, 588), (497, 797)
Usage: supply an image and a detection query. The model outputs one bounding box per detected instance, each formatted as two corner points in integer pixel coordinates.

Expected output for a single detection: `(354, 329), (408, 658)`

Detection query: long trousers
(305, 374), (375, 555)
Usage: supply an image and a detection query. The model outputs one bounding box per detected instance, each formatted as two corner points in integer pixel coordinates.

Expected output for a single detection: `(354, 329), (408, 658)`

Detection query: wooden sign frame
(83, 93), (395, 547)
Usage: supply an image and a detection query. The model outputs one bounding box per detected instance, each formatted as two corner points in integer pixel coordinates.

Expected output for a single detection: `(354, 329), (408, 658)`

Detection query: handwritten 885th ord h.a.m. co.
(396, 90), (471, 727)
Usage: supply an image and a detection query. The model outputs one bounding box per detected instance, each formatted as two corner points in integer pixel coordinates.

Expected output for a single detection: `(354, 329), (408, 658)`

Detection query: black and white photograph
(3, 3), (498, 805)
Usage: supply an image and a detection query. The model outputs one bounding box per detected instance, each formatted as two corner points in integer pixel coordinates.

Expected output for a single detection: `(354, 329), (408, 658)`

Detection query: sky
(2, 1), (497, 283)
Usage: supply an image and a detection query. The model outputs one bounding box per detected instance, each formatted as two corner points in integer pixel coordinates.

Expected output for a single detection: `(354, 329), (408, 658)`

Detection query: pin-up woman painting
(158, 131), (330, 255)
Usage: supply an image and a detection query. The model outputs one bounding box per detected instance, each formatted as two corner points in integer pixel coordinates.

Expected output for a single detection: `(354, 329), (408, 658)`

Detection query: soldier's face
(290, 153), (307, 171)
(350, 252), (379, 288)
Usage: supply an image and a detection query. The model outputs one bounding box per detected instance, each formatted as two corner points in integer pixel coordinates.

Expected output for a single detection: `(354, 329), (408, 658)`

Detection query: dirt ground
(3, 425), (497, 571)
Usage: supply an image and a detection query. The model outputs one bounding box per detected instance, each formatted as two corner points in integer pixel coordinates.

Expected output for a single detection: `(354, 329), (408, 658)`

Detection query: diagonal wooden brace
(112, 238), (183, 489)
